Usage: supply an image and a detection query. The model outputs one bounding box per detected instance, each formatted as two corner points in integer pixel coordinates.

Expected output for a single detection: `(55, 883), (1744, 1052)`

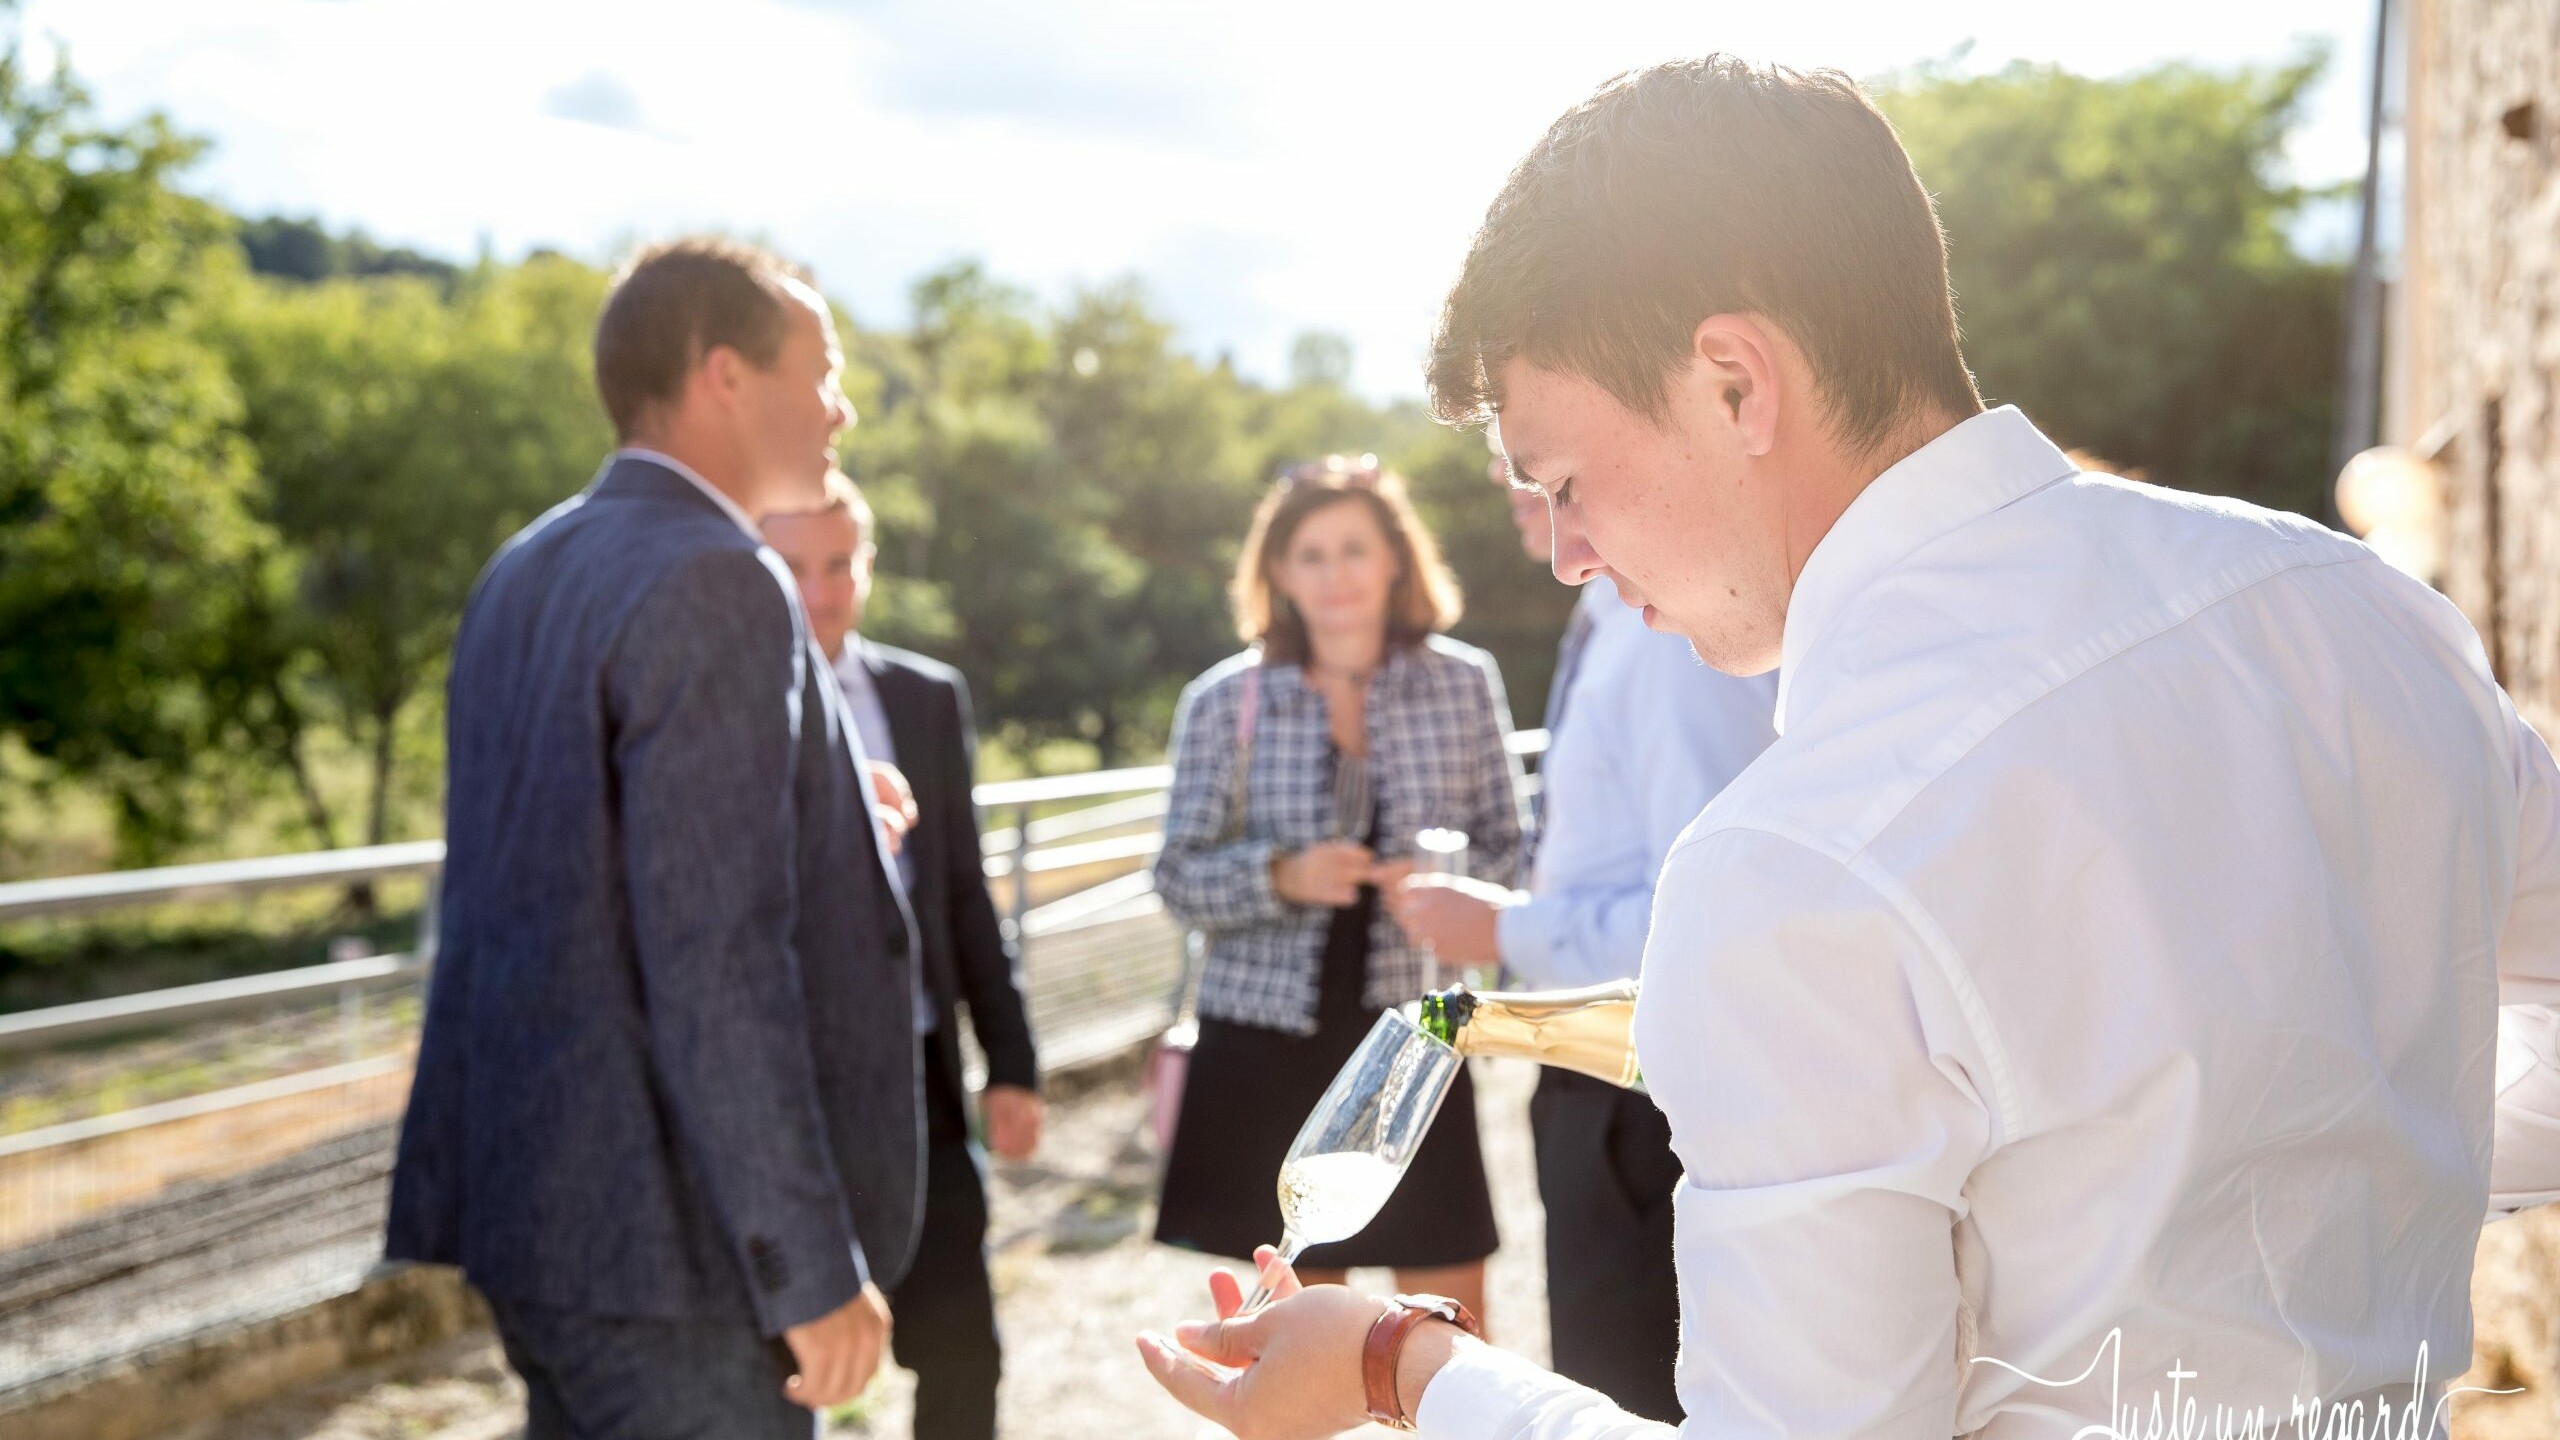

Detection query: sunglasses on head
(1276, 453), (1383, 492)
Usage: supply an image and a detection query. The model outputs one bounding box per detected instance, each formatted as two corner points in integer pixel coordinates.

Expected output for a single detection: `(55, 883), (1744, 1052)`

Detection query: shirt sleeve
(2489, 698), (2560, 1213)
(1499, 643), (1773, 989)
(1463, 649), (1529, 889)
(1429, 827), (1997, 1440)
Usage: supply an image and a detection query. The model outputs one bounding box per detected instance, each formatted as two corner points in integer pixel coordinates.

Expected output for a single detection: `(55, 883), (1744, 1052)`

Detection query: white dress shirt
(1419, 406), (2560, 1439)
(1498, 580), (1776, 987)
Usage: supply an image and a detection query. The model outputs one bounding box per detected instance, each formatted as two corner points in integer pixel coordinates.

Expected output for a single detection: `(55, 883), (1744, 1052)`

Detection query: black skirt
(1154, 882), (1498, 1270)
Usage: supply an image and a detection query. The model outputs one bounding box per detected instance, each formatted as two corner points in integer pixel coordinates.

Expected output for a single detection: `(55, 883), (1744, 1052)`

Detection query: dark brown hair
(1230, 459), (1462, 665)
(1428, 56), (1982, 453)
(593, 238), (813, 440)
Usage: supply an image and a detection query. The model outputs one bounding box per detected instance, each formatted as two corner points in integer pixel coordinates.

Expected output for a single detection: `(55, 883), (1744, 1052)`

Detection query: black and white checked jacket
(1153, 637), (1526, 1035)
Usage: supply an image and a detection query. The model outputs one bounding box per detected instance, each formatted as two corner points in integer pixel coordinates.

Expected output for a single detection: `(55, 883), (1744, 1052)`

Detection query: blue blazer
(387, 455), (925, 1336)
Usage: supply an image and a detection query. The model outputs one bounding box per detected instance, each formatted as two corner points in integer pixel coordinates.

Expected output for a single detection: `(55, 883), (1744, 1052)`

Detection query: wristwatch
(1361, 1293), (1483, 1431)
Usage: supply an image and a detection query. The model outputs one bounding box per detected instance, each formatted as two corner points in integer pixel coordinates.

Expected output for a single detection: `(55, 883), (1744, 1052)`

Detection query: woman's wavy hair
(1230, 455), (1463, 665)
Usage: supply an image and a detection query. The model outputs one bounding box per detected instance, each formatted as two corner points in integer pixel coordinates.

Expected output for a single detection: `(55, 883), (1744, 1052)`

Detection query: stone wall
(2400, 5), (2560, 1435)
(2400, 0), (2560, 732)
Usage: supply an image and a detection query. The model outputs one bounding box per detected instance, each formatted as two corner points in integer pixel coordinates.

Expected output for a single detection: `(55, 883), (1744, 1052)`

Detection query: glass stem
(1235, 1232), (1304, 1316)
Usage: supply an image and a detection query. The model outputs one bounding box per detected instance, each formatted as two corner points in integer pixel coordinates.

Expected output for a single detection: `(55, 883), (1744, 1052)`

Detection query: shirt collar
(1773, 406), (2076, 734)
(1261, 640), (1428, 705)
(613, 446), (763, 541)
(831, 636), (872, 688)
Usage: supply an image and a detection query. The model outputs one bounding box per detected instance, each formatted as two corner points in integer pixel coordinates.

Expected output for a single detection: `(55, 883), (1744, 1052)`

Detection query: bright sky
(24, 0), (2377, 400)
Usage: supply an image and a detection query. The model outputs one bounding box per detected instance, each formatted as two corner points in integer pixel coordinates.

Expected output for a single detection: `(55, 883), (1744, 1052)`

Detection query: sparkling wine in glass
(1409, 828), (1470, 990)
(1237, 1006), (1462, 1315)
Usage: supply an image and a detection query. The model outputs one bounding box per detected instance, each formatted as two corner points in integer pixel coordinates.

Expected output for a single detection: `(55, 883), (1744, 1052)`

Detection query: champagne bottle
(1413, 980), (1645, 1091)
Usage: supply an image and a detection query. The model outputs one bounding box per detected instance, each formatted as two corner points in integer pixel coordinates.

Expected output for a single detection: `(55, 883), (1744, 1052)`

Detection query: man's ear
(696, 344), (747, 412)
(1689, 315), (1781, 457)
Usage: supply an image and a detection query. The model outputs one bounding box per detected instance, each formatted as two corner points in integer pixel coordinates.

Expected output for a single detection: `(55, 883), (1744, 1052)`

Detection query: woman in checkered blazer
(1151, 455), (1526, 1323)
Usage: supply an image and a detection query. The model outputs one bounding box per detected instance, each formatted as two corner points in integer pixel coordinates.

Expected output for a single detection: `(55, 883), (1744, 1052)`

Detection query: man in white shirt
(1138, 55), (2560, 1440)
(1390, 458), (1775, 1421)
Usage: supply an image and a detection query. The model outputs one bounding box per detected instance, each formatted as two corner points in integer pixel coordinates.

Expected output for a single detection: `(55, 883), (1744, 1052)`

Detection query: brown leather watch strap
(1362, 1294), (1483, 1430)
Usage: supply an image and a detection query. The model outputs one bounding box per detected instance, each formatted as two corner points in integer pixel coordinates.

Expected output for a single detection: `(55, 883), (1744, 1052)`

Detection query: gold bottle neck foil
(1446, 980), (1643, 1091)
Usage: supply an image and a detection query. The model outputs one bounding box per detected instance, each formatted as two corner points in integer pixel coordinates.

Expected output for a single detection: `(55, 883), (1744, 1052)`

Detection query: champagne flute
(1409, 828), (1470, 990)
(1235, 1006), (1462, 1315)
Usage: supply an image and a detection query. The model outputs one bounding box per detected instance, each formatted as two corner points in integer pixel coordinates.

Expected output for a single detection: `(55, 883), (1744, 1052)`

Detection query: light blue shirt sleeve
(1495, 597), (1777, 989)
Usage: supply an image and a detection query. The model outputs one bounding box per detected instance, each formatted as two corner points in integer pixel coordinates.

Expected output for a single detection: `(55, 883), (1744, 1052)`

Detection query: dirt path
(172, 1055), (1553, 1440)
(162, 1054), (2560, 1440)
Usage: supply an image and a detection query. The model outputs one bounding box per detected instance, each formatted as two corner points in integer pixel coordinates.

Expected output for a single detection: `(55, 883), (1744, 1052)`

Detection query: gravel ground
(174, 1054), (1553, 1440)
(158, 1055), (2560, 1440)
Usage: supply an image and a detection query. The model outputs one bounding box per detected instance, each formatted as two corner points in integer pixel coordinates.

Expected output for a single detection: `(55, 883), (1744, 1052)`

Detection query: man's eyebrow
(1505, 454), (1556, 492)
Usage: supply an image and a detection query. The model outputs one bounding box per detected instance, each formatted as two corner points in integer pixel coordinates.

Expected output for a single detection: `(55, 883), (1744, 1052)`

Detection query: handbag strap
(1220, 662), (1261, 841)
(1175, 660), (1263, 1026)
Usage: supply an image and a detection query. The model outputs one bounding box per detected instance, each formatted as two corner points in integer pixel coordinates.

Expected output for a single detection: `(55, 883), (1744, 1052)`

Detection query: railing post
(1010, 802), (1033, 932)
(418, 868), (442, 971)
(340, 982), (362, 1065)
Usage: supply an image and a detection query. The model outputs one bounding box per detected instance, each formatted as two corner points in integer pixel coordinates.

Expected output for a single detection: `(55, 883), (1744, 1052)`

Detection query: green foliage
(235, 214), (461, 288)
(1882, 54), (2346, 513)
(208, 258), (613, 850)
(0, 23), (267, 860)
(0, 20), (2357, 878)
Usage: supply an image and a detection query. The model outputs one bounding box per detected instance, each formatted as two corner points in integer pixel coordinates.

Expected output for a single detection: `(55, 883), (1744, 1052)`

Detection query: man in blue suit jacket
(387, 238), (924, 1440)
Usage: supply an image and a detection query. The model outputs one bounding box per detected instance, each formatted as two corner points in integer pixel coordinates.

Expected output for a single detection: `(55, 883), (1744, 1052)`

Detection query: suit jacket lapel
(858, 640), (960, 1015)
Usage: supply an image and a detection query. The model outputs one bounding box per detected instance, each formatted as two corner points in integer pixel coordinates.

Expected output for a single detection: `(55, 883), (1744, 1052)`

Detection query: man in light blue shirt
(1393, 457), (1774, 1421)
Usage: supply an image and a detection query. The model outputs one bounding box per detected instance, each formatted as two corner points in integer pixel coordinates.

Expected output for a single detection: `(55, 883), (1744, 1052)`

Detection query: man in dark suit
(765, 473), (1042, 1440)
(387, 239), (924, 1440)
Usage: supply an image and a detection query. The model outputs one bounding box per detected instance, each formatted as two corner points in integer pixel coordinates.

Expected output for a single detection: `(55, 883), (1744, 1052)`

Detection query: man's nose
(1548, 498), (1606, 585)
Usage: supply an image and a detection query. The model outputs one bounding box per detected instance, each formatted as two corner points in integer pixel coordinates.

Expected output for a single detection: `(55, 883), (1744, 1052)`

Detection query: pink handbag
(1146, 664), (1259, 1153)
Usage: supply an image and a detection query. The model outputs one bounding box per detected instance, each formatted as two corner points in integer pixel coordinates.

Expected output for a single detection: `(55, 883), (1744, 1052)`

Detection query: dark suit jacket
(387, 455), (925, 1337)
(855, 640), (1039, 1095)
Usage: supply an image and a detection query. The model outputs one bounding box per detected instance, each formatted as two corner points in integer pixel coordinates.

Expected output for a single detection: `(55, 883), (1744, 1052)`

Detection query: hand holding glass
(1233, 1006), (1462, 1315)
(1408, 827), (1470, 990)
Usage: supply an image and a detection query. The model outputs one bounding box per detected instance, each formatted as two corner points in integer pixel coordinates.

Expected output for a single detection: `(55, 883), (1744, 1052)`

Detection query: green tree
(1882, 55), (2345, 513)
(1393, 418), (1573, 728)
(210, 258), (613, 857)
(0, 12), (268, 860)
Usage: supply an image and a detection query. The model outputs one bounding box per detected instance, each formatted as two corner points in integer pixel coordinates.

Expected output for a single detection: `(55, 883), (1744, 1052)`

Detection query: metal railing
(0, 733), (1545, 1030)
(0, 733), (1548, 1060)
(0, 732), (1547, 1395)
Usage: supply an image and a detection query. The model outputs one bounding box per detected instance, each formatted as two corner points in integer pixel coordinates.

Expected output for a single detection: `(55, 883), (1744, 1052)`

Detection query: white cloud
(21, 0), (2370, 399)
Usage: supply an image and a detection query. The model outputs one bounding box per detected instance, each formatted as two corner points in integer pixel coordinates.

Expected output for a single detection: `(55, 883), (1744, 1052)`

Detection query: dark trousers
(889, 1029), (1004, 1440)
(485, 1294), (816, 1440)
(1530, 1068), (1685, 1424)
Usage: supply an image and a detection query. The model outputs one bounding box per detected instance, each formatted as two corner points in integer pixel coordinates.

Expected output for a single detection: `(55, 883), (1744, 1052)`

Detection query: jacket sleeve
(1463, 650), (1530, 889)
(938, 670), (1042, 1092)
(606, 550), (867, 1334)
(1152, 670), (1290, 932)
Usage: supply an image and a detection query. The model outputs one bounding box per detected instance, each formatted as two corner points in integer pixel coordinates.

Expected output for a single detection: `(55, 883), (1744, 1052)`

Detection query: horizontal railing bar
(0, 1053), (410, 1158)
(0, 841), (447, 923)
(981, 791), (1171, 858)
(0, 738), (1549, 925)
(1018, 869), (1161, 936)
(0, 953), (421, 1057)
(0, 901), (1172, 1158)
(972, 765), (1173, 809)
(986, 831), (1164, 881)
(0, 889), (1166, 1132)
